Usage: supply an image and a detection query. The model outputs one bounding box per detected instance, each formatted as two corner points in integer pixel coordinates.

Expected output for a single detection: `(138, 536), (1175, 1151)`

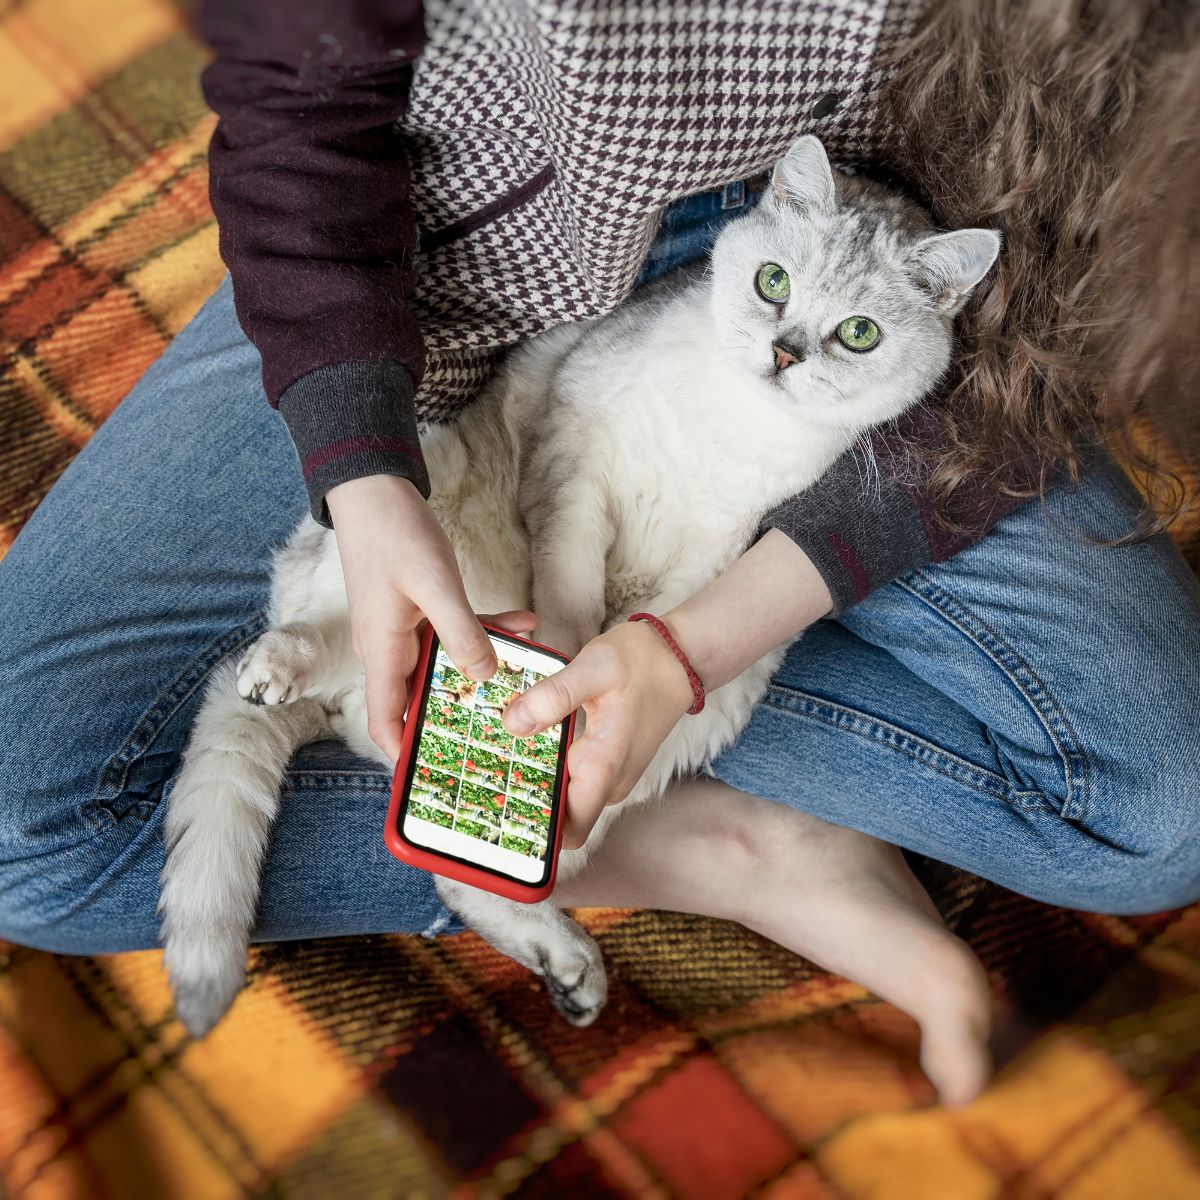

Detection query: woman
(0, 0), (1196, 1106)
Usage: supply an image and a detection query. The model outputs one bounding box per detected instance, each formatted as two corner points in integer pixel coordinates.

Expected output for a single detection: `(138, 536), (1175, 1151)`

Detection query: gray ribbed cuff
(759, 448), (931, 615)
(277, 360), (430, 527)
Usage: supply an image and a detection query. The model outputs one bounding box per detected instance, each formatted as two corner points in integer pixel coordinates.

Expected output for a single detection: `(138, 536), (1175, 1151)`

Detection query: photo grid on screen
(409, 650), (562, 859)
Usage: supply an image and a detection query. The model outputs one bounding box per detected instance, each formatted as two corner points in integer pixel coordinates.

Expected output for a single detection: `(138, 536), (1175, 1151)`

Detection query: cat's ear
(770, 136), (835, 213)
(908, 229), (1002, 315)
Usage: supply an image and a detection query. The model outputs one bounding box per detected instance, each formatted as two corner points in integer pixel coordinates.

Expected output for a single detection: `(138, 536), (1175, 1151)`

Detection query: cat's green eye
(837, 316), (880, 352)
(755, 263), (790, 304)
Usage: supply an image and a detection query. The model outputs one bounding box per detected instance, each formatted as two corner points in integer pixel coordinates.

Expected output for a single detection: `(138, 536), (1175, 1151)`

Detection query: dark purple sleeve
(762, 406), (1030, 614)
(199, 0), (430, 524)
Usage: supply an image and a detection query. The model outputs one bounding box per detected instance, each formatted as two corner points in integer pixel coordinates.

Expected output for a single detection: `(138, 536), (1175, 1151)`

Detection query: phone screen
(398, 631), (569, 885)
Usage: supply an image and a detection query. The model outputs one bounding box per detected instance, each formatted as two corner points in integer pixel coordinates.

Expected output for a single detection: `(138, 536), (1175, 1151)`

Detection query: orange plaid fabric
(1, 3), (1197, 1197)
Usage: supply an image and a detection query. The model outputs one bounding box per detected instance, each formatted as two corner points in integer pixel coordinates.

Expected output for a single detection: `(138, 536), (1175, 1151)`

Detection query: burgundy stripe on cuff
(825, 531), (872, 604)
(302, 435), (425, 478)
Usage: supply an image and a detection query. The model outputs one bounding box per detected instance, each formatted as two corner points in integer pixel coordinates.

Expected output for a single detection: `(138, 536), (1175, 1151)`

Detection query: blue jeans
(1, 190), (1198, 957)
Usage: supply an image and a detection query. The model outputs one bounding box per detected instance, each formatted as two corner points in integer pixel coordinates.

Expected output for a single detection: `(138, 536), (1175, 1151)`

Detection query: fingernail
(505, 702), (533, 735)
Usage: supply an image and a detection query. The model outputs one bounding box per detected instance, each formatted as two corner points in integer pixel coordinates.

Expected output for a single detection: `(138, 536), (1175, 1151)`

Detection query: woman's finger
(415, 569), (497, 682)
(503, 655), (597, 735)
(361, 625), (419, 763)
(561, 735), (622, 848)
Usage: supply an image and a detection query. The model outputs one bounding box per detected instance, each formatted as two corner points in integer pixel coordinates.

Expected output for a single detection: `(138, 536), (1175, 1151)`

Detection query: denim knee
(1054, 758), (1200, 915)
(0, 569), (136, 950)
(0, 700), (163, 954)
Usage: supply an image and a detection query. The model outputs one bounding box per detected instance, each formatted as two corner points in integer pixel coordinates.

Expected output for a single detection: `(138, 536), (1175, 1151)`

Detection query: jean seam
(159, 771), (391, 804)
(281, 773), (391, 791)
(83, 613), (270, 831)
(759, 687), (1056, 812)
(895, 572), (1091, 821)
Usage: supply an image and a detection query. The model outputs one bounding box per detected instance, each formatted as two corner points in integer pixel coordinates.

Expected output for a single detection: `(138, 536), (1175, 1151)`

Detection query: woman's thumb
(427, 587), (497, 681)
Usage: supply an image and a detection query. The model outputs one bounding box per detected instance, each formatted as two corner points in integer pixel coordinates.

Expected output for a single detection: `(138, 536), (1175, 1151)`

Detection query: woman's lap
(2, 259), (1198, 954)
(710, 455), (1200, 913)
(0, 186), (766, 954)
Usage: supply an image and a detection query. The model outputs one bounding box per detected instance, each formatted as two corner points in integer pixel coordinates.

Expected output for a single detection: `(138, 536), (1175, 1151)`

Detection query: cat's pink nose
(773, 344), (802, 370)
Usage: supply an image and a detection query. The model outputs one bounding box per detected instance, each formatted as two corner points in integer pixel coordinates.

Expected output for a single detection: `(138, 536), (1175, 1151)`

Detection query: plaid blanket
(1, 3), (1197, 1196)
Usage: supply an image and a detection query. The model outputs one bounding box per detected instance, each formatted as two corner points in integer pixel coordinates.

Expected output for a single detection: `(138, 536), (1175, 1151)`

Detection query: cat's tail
(159, 658), (327, 1037)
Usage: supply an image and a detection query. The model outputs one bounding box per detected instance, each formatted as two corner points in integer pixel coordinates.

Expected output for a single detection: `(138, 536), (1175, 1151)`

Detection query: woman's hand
(503, 620), (696, 847)
(503, 529), (834, 847)
(326, 474), (502, 763)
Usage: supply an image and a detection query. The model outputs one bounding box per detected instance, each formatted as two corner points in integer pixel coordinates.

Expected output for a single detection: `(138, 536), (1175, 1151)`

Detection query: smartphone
(385, 622), (576, 902)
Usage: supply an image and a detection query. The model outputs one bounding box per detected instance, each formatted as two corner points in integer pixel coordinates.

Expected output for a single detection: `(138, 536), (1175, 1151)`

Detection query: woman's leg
(556, 780), (993, 1104)
(702, 450), (1200, 916)
(558, 452), (1198, 1102)
(0, 179), (771, 958)
(0, 278), (453, 954)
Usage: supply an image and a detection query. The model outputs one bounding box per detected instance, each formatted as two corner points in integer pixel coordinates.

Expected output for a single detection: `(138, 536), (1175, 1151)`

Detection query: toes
(920, 1016), (993, 1107)
(238, 672), (297, 706)
(915, 937), (994, 1106)
(925, 937), (993, 1033)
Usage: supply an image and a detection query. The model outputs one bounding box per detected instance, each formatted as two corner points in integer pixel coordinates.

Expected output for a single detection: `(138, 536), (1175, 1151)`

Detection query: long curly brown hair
(873, 0), (1199, 539)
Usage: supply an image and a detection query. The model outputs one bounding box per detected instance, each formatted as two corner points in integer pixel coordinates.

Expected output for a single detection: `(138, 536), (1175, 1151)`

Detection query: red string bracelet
(627, 612), (705, 715)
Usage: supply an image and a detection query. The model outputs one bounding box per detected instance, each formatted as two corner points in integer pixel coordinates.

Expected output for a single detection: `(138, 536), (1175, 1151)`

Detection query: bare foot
(555, 776), (994, 1105)
(734, 819), (993, 1106)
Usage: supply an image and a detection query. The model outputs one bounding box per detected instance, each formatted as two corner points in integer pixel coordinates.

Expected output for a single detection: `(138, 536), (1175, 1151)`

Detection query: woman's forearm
(662, 529), (833, 693)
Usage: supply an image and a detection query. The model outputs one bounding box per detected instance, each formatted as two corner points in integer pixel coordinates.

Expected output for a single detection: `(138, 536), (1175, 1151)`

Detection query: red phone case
(384, 622), (576, 903)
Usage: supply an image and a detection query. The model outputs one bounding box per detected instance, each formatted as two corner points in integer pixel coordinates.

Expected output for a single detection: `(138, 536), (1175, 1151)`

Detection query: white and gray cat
(160, 137), (1000, 1036)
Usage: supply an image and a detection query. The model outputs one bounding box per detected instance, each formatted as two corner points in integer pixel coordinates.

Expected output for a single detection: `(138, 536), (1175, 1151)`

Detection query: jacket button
(810, 92), (840, 119)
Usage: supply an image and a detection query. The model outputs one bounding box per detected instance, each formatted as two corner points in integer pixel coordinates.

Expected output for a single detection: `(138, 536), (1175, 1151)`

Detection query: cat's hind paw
(538, 937), (607, 1027)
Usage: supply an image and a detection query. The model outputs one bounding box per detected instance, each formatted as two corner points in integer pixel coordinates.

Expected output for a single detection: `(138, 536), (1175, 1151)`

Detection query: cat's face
(709, 137), (1000, 431)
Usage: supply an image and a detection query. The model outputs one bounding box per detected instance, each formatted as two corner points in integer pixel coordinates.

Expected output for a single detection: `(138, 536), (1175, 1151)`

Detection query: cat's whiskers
(852, 431), (883, 501)
(812, 375), (851, 408)
(716, 322), (772, 379)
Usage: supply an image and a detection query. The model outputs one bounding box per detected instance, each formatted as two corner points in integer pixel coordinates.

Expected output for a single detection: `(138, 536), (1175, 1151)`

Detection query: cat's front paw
(236, 627), (320, 705)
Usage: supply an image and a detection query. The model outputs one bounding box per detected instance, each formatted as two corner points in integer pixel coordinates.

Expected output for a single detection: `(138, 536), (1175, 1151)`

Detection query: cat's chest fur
(522, 294), (852, 621)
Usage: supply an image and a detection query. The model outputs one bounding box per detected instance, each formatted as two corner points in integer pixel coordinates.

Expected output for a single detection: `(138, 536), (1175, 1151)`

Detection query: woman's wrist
(627, 613), (705, 713)
(662, 529), (833, 693)
(326, 472), (423, 524)
(623, 618), (697, 716)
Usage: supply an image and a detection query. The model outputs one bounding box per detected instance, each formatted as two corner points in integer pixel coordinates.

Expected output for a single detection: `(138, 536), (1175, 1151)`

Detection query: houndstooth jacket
(202, 0), (1002, 616)
(404, 0), (922, 420)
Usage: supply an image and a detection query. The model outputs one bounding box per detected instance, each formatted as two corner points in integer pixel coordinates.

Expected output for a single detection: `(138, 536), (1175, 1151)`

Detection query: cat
(159, 137), (1000, 1036)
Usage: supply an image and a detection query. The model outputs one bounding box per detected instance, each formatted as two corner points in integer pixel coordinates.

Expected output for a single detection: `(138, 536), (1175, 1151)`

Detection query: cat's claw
(242, 681), (291, 705)
(236, 629), (316, 706)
